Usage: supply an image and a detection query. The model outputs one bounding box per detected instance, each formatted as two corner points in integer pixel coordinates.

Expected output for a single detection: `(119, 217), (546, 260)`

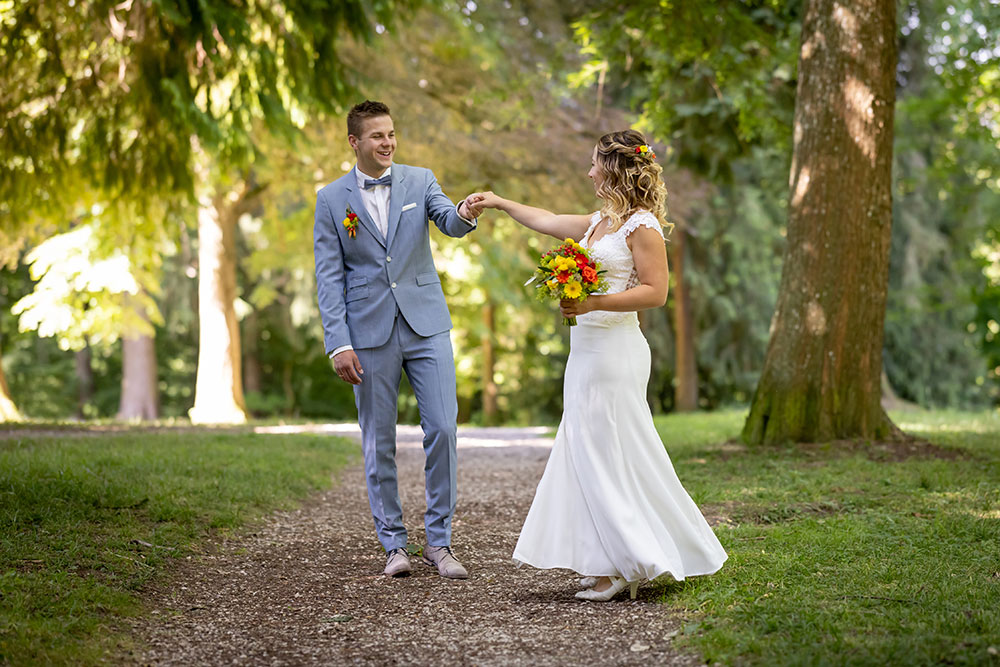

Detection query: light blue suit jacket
(314, 164), (476, 353)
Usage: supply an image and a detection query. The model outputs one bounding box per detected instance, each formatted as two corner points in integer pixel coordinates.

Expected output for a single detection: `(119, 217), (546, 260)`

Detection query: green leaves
(570, 0), (800, 178)
(11, 224), (162, 351)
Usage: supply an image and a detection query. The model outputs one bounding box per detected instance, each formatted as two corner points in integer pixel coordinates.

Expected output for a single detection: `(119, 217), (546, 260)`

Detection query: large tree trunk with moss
(742, 0), (900, 444)
(670, 224), (698, 412)
(0, 346), (22, 422)
(189, 180), (248, 425)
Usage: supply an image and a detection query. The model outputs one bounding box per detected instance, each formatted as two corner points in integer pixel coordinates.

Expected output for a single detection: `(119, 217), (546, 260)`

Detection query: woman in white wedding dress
(468, 129), (727, 601)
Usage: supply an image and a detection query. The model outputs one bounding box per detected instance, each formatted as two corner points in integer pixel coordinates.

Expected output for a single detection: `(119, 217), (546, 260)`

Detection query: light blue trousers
(353, 314), (458, 551)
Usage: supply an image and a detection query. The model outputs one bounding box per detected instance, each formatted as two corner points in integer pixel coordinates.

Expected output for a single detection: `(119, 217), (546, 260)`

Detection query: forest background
(1, 0), (998, 427)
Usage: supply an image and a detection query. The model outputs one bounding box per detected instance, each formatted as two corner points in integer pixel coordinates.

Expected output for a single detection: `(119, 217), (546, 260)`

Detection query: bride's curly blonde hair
(594, 129), (671, 236)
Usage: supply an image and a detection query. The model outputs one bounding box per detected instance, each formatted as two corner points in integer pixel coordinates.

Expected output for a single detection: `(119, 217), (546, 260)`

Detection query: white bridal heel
(574, 576), (639, 601)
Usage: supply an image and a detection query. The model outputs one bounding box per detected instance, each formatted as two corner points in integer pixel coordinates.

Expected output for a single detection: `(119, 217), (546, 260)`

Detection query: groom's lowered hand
(334, 349), (365, 385)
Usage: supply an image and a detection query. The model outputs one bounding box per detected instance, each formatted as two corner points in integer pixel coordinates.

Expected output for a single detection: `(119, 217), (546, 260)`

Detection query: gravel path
(130, 425), (698, 666)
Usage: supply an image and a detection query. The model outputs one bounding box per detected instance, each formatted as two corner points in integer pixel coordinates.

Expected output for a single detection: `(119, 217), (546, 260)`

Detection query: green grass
(0, 429), (358, 664)
(654, 409), (1000, 666)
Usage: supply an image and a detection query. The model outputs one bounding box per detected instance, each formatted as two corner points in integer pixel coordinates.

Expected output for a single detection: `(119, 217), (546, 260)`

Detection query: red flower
(557, 272), (570, 284)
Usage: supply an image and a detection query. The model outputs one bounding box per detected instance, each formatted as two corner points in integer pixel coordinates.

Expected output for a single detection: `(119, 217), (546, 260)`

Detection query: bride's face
(588, 146), (605, 197)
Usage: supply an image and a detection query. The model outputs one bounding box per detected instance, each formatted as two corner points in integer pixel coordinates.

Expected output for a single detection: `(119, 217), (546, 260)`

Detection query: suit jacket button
(386, 256), (392, 262)
(391, 282), (397, 288)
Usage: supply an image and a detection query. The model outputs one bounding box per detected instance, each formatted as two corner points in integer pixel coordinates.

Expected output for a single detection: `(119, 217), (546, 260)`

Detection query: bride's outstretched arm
(560, 225), (669, 319)
(466, 191), (591, 241)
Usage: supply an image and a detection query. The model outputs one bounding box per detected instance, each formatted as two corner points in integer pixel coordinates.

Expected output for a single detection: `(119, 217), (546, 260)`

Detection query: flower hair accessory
(342, 205), (359, 238)
(635, 144), (656, 159)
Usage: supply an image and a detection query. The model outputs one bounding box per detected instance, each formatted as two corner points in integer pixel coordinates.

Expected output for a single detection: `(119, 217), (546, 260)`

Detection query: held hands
(461, 191), (502, 219)
(333, 349), (364, 385)
(458, 197), (480, 220)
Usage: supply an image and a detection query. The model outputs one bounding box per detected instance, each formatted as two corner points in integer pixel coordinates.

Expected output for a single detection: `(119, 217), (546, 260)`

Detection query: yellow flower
(553, 256), (578, 272)
(546, 279), (559, 291)
(564, 237), (575, 244)
(563, 281), (583, 299)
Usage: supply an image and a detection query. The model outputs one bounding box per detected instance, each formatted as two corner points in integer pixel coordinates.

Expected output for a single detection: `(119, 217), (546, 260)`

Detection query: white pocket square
(401, 202), (417, 212)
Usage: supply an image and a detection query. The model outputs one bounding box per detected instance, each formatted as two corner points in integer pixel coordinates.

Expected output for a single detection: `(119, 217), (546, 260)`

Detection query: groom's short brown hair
(347, 100), (391, 137)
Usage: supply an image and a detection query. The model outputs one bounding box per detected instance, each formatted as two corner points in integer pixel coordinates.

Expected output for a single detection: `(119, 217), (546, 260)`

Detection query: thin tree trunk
(0, 344), (22, 422)
(243, 309), (263, 397)
(743, 0), (900, 444)
(670, 224), (698, 412)
(118, 328), (159, 420)
(189, 178), (248, 425)
(75, 344), (95, 419)
(481, 301), (499, 425)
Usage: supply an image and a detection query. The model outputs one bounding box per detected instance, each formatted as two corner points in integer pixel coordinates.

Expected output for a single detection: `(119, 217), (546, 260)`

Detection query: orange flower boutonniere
(342, 205), (359, 238)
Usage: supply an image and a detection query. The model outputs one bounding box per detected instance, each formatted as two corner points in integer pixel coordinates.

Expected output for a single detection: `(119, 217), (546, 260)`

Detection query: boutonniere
(342, 205), (359, 238)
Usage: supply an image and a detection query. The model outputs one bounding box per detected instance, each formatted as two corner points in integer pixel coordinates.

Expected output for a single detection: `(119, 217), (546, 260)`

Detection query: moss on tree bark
(743, 0), (902, 445)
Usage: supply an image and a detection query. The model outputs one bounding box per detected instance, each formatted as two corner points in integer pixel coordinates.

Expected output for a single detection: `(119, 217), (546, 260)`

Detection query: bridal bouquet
(529, 238), (607, 326)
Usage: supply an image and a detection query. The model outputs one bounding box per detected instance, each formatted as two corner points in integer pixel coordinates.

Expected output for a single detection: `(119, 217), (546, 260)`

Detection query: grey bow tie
(363, 174), (392, 189)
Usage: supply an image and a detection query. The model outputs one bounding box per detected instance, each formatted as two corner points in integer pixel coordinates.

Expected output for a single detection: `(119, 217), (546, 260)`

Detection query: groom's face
(350, 114), (396, 177)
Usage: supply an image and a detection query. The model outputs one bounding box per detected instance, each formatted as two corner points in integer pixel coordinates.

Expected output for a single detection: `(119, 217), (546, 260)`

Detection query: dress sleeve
(621, 211), (664, 239)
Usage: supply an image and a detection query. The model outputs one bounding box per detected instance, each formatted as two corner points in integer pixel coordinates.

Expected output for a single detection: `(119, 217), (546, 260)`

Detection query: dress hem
(511, 554), (727, 583)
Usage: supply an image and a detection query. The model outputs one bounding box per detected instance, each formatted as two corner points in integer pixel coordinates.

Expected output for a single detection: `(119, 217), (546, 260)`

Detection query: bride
(467, 129), (727, 601)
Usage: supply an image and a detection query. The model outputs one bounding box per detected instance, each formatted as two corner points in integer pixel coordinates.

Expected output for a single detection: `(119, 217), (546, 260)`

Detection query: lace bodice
(577, 209), (664, 327)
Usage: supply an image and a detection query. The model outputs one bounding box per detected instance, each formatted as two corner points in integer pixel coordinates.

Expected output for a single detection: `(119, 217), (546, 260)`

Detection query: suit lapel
(385, 167), (406, 250)
(345, 169), (386, 249)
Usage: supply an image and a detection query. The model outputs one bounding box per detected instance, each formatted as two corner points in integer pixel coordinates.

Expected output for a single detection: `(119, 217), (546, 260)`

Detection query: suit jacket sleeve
(314, 190), (352, 354)
(424, 170), (477, 239)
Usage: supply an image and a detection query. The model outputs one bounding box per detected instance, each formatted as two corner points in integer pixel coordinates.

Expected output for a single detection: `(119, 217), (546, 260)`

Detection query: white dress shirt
(357, 165), (392, 238)
(330, 164), (475, 360)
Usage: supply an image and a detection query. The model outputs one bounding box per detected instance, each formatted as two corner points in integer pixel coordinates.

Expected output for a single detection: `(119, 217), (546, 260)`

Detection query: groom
(314, 100), (479, 579)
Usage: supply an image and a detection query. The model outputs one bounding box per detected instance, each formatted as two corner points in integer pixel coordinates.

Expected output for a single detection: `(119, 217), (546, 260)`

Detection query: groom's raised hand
(333, 349), (365, 385)
(459, 195), (484, 220)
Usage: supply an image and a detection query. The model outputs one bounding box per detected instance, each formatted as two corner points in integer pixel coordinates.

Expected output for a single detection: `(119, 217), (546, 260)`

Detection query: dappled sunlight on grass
(892, 408), (1000, 434)
(649, 409), (1000, 665)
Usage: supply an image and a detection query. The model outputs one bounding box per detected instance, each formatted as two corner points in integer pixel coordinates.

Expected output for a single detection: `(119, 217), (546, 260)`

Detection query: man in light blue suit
(314, 101), (479, 579)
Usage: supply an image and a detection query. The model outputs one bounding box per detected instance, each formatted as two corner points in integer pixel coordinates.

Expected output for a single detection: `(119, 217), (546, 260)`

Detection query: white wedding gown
(513, 210), (728, 583)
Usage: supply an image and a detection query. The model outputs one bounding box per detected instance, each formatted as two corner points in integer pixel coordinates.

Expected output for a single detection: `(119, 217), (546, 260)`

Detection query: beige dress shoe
(384, 547), (412, 577)
(422, 545), (469, 579)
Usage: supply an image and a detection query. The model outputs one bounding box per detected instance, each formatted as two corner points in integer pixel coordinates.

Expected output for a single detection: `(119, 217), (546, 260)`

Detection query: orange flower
(557, 272), (570, 284)
(581, 266), (597, 283)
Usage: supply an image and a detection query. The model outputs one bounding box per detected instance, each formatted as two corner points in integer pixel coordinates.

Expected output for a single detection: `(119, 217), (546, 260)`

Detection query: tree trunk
(242, 309), (263, 397)
(670, 224), (698, 412)
(0, 344), (22, 422)
(189, 181), (248, 425)
(742, 0), (900, 444)
(75, 344), (95, 419)
(481, 301), (499, 425)
(118, 327), (159, 421)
